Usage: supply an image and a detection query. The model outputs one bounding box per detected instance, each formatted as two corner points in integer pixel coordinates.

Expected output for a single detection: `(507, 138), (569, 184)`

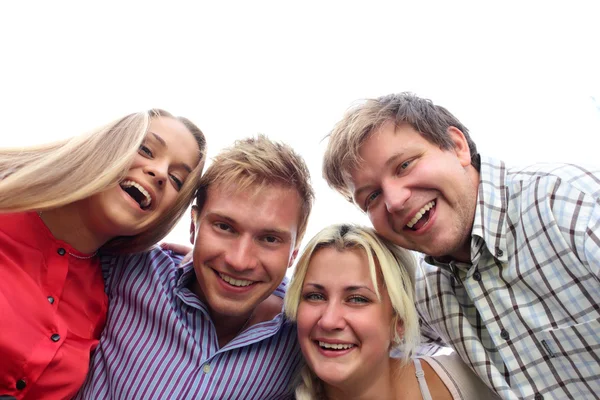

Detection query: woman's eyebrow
(150, 132), (166, 147)
(303, 283), (376, 295)
(149, 132), (193, 173)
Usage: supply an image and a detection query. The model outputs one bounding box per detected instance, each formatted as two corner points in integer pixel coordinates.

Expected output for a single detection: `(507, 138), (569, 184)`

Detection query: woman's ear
(393, 316), (405, 344)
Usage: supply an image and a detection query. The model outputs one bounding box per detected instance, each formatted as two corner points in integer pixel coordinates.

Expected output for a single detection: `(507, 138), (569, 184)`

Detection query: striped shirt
(75, 248), (302, 400)
(416, 156), (600, 400)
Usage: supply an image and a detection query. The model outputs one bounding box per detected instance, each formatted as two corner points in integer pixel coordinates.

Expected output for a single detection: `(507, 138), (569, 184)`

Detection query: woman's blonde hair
(284, 224), (420, 400)
(0, 109), (206, 253)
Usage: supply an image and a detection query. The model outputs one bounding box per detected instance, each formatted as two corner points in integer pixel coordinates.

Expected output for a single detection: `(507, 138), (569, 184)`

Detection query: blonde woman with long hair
(285, 224), (499, 400)
(0, 109), (206, 400)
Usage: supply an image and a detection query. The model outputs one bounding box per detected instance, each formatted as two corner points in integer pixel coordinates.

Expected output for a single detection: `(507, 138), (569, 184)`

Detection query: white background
(1, 1), (599, 275)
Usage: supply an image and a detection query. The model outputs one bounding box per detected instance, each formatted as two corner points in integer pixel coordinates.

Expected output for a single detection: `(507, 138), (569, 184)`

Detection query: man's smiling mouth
(218, 272), (255, 287)
(405, 200), (435, 230)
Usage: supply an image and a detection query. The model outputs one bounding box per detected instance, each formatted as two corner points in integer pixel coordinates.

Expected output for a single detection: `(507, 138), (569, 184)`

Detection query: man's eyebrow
(383, 153), (404, 169)
(353, 153), (404, 202)
(149, 132), (193, 173)
(206, 212), (236, 224)
(204, 213), (291, 239)
(263, 228), (292, 240)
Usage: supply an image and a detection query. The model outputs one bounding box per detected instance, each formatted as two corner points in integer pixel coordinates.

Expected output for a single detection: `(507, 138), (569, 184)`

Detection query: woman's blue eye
(139, 145), (153, 157)
(304, 293), (324, 301)
(348, 295), (369, 304)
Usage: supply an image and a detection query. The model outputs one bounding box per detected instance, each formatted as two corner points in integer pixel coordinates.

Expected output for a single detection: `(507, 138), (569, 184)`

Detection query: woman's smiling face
(296, 246), (396, 389)
(81, 116), (201, 238)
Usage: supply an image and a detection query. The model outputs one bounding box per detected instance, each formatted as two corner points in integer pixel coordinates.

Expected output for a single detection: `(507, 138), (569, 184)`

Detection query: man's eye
(398, 159), (412, 172)
(215, 222), (233, 232)
(262, 235), (281, 244)
(365, 190), (381, 209)
(139, 145), (153, 157)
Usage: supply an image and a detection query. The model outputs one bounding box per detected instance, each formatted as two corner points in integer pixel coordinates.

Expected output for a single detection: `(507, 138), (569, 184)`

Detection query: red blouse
(0, 212), (107, 399)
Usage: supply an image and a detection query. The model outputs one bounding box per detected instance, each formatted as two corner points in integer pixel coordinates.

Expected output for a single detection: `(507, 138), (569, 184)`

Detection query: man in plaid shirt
(322, 92), (600, 400)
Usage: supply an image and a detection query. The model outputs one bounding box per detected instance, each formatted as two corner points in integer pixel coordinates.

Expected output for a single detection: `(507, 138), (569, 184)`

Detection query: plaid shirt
(415, 156), (600, 400)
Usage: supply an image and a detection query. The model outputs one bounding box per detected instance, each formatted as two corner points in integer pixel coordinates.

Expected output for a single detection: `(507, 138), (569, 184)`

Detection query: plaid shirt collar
(425, 156), (509, 271)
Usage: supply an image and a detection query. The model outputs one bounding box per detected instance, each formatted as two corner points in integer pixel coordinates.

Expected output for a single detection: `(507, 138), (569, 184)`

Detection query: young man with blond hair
(322, 92), (600, 400)
(77, 135), (314, 399)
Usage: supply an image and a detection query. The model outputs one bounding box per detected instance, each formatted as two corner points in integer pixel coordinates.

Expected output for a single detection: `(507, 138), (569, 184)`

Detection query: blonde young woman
(0, 109), (206, 400)
(285, 224), (499, 400)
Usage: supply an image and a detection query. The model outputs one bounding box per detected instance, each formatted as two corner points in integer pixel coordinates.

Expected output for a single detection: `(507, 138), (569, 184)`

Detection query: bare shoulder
(419, 353), (501, 400)
(420, 359), (453, 400)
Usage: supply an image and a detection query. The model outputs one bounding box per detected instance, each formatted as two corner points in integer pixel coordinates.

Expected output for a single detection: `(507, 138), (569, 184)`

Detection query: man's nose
(383, 182), (410, 214)
(224, 236), (258, 272)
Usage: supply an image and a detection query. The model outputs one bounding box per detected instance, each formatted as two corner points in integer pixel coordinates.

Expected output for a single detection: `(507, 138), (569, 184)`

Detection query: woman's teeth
(318, 341), (355, 350)
(406, 200), (435, 228)
(120, 180), (152, 208)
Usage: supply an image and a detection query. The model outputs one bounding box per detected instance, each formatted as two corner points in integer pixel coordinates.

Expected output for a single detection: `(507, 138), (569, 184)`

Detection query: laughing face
(80, 116), (201, 238)
(348, 121), (478, 262)
(296, 247), (396, 390)
(190, 184), (301, 322)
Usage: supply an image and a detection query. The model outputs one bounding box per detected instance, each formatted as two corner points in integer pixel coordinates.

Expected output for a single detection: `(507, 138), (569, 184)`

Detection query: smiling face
(348, 121), (478, 262)
(80, 116), (201, 238)
(191, 183), (301, 322)
(296, 247), (396, 390)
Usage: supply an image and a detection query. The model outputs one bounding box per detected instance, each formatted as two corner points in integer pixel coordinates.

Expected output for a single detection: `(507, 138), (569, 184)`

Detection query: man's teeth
(219, 273), (254, 287)
(406, 201), (435, 228)
(121, 180), (152, 207)
(318, 341), (355, 350)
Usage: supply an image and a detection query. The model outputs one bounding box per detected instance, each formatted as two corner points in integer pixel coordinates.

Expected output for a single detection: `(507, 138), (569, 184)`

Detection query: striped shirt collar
(173, 261), (289, 344)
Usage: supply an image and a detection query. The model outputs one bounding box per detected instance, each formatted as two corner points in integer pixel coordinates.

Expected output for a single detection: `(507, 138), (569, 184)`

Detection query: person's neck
(189, 280), (256, 348)
(38, 203), (110, 254)
(324, 358), (396, 400)
(438, 242), (472, 264)
(212, 310), (255, 348)
(437, 166), (480, 264)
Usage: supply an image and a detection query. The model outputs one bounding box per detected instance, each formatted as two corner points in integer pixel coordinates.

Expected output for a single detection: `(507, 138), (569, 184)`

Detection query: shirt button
(57, 248), (66, 256)
(47, 296), (55, 304)
(500, 329), (510, 340)
(16, 379), (27, 390)
(495, 248), (503, 257)
(203, 364), (211, 374)
(51, 334), (61, 342)
(534, 394), (543, 400)
(472, 271), (482, 281)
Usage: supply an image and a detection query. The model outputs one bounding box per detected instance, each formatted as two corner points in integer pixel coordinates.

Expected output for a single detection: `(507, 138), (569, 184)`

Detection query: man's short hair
(196, 134), (314, 243)
(323, 92), (478, 202)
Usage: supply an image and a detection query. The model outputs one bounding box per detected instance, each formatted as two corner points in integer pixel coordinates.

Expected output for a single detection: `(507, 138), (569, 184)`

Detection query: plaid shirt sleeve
(584, 200), (600, 278)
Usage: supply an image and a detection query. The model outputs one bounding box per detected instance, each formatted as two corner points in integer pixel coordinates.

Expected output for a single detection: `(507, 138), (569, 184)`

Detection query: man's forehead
(204, 183), (301, 233)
